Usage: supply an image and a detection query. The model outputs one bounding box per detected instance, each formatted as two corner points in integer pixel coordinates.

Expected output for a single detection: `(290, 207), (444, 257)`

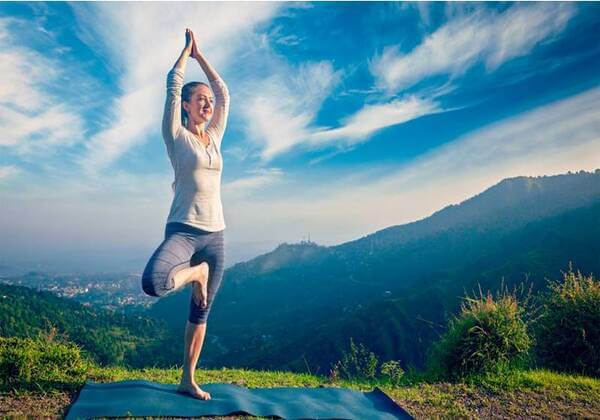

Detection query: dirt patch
(0, 390), (77, 417)
(391, 383), (600, 419)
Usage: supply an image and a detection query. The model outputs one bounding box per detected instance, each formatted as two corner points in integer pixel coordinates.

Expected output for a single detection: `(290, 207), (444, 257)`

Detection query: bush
(379, 360), (404, 386)
(0, 335), (92, 389)
(332, 337), (379, 380)
(534, 266), (600, 376)
(428, 286), (531, 380)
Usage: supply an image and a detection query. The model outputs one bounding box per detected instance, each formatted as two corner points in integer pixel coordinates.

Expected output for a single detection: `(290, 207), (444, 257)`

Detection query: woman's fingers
(190, 30), (200, 57)
(189, 32), (196, 57)
(184, 28), (194, 54)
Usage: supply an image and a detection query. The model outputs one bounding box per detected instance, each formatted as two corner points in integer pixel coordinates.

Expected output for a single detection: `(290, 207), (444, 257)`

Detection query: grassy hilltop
(1, 358), (599, 418)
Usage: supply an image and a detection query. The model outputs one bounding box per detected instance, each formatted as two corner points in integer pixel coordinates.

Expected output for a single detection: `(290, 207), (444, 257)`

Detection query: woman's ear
(182, 101), (190, 113)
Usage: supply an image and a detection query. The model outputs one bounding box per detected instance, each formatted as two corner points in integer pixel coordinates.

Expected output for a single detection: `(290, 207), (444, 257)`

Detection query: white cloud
(1, 3), (597, 270)
(0, 18), (85, 157)
(223, 168), (284, 199)
(238, 56), (440, 161)
(240, 60), (343, 160)
(371, 3), (577, 93)
(0, 48), (55, 110)
(267, 24), (304, 46)
(222, 86), (600, 245)
(70, 2), (284, 173)
(371, 86), (600, 198)
(69, 3), (438, 167)
(76, 84), (160, 172)
(0, 165), (19, 181)
(400, 1), (435, 28)
(0, 103), (83, 152)
(309, 95), (441, 147)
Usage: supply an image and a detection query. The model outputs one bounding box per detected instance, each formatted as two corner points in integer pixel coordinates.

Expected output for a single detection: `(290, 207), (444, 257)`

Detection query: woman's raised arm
(190, 32), (230, 149)
(162, 29), (194, 146)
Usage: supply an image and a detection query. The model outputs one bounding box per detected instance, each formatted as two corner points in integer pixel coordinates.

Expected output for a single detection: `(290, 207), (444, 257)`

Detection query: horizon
(1, 168), (597, 277)
(1, 2), (599, 274)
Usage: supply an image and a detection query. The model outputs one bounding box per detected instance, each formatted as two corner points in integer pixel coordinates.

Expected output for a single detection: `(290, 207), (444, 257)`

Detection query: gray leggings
(141, 222), (225, 324)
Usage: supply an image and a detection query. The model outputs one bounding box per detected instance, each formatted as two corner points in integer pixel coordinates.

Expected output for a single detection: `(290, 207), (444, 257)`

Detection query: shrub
(428, 286), (531, 380)
(534, 266), (600, 376)
(0, 335), (92, 389)
(332, 337), (379, 380)
(379, 360), (404, 386)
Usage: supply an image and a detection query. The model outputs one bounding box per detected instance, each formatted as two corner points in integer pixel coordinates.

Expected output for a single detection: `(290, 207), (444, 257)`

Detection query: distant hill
(147, 170), (600, 373)
(0, 284), (180, 368)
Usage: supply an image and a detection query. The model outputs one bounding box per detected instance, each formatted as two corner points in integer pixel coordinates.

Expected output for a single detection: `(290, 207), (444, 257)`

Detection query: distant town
(0, 271), (154, 313)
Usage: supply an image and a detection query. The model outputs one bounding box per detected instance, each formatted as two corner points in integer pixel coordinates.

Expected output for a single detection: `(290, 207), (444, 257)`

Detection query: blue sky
(1, 2), (599, 273)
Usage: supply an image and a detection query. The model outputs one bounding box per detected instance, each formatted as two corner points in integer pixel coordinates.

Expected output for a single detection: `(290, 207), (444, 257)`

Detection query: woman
(141, 28), (229, 400)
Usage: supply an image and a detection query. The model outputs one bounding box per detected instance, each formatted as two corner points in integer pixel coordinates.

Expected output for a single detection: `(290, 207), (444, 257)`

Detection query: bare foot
(177, 380), (211, 400)
(192, 262), (209, 308)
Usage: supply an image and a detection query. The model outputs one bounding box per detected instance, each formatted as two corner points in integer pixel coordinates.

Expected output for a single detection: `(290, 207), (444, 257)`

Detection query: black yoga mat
(65, 379), (413, 419)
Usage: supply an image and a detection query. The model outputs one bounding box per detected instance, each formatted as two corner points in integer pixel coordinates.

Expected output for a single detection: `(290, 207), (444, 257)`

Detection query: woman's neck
(186, 121), (206, 135)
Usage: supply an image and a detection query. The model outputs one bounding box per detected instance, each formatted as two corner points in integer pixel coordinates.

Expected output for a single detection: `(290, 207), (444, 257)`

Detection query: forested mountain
(0, 284), (180, 368)
(221, 199), (600, 372)
(5, 171), (596, 374)
(148, 170), (600, 374)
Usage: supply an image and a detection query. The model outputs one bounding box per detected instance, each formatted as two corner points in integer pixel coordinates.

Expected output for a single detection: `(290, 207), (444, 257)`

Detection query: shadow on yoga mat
(65, 379), (413, 419)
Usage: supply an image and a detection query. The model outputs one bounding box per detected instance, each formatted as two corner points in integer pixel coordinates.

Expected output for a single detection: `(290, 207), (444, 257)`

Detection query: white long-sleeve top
(162, 67), (230, 232)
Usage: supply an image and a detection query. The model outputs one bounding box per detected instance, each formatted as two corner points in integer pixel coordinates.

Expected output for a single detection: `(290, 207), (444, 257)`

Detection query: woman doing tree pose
(141, 28), (230, 400)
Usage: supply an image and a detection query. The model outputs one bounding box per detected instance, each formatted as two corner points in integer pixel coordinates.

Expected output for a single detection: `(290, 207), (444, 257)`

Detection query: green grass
(87, 365), (328, 389)
(1, 333), (599, 418)
(83, 366), (600, 417)
(2, 363), (600, 418)
(473, 368), (600, 398)
(88, 365), (600, 404)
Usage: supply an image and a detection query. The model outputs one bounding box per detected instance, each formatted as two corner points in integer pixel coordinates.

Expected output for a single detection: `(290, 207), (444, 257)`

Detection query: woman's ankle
(180, 374), (195, 384)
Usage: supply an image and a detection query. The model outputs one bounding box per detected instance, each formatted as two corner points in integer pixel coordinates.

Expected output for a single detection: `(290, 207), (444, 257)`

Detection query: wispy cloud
(223, 85), (600, 244)
(309, 95), (441, 147)
(266, 24), (305, 46)
(1, 2), (597, 269)
(399, 1), (435, 28)
(0, 165), (19, 181)
(240, 60), (343, 161)
(70, 2), (284, 173)
(239, 58), (439, 161)
(0, 18), (85, 159)
(0, 103), (83, 151)
(68, 2), (445, 167)
(370, 2), (577, 93)
(223, 167), (284, 199)
(372, 86), (600, 196)
(76, 84), (160, 172)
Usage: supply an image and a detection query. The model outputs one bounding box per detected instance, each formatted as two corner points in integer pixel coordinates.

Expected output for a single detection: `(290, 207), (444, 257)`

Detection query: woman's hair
(181, 81), (210, 126)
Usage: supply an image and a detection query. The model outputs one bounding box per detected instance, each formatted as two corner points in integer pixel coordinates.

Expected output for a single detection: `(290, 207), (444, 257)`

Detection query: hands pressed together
(184, 27), (201, 60)
(175, 27), (221, 91)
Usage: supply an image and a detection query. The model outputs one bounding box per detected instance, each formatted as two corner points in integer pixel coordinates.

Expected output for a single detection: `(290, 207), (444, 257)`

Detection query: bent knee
(142, 264), (173, 297)
(141, 274), (161, 297)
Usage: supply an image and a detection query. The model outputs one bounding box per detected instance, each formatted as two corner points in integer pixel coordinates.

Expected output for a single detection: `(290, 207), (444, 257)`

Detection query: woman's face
(183, 85), (214, 124)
